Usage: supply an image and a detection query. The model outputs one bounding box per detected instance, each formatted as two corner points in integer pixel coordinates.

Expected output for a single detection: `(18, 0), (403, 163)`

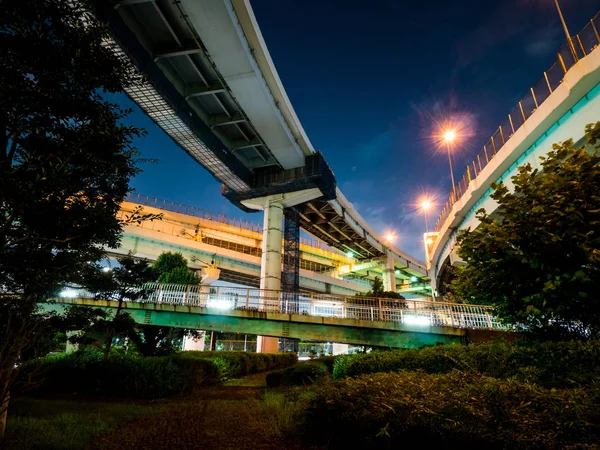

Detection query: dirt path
(91, 375), (311, 450)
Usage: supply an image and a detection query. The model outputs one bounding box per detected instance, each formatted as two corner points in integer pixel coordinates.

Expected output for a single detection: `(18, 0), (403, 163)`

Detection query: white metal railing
(58, 283), (503, 330)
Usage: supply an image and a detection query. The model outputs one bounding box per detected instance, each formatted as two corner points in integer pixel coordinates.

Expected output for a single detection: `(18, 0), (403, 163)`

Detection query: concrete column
(382, 253), (396, 293)
(257, 200), (283, 353)
(241, 188), (323, 354)
(260, 200), (284, 291)
(182, 331), (205, 351)
(65, 331), (81, 353)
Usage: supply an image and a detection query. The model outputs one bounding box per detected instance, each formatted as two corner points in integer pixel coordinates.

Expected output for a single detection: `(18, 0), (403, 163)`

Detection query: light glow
(346, 251), (354, 258)
(385, 232), (396, 242)
(207, 299), (234, 310)
(403, 315), (432, 326)
(410, 276), (418, 283)
(59, 288), (79, 298)
(444, 129), (456, 143)
(420, 200), (432, 211)
(426, 238), (433, 245)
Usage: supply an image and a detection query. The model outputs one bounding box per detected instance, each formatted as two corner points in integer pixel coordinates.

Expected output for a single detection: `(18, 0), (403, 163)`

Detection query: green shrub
(304, 371), (600, 449)
(179, 351), (297, 380)
(316, 355), (336, 373)
(17, 348), (219, 398)
(333, 340), (600, 387)
(266, 361), (328, 388)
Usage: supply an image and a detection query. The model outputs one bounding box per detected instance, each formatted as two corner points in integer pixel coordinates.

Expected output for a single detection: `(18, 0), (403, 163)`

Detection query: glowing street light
(385, 232), (396, 243)
(419, 198), (432, 234)
(444, 129), (457, 200)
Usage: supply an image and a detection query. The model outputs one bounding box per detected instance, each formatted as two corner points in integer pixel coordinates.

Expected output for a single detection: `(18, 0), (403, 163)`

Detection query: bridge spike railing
(53, 283), (505, 330)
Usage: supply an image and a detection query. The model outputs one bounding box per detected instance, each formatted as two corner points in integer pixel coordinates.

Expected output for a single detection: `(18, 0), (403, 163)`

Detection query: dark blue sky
(125, 0), (599, 259)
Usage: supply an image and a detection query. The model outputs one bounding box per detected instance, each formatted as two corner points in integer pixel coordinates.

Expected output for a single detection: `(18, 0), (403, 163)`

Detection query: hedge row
(266, 361), (329, 387)
(178, 351), (297, 380)
(304, 371), (600, 449)
(17, 349), (220, 398)
(18, 350), (297, 398)
(333, 340), (600, 387)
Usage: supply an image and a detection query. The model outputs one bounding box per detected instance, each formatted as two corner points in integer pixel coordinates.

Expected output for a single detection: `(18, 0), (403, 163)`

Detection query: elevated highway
(427, 14), (600, 295)
(94, 0), (427, 310)
(117, 198), (432, 296)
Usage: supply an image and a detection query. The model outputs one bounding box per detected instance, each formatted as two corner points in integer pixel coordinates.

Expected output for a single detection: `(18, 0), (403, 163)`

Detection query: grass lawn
(2, 397), (149, 449)
(2, 373), (317, 450)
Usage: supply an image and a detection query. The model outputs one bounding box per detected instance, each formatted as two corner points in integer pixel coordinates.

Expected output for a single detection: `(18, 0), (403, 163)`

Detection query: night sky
(124, 0), (599, 260)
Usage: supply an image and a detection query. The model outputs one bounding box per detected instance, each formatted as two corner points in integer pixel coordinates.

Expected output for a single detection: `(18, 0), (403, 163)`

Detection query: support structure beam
(209, 113), (247, 128)
(242, 189), (323, 353)
(185, 84), (227, 99)
(382, 253), (396, 293)
(154, 42), (202, 60)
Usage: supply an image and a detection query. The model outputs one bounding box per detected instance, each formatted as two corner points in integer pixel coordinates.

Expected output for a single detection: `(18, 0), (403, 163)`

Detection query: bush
(179, 351), (297, 380)
(304, 371), (600, 449)
(333, 340), (600, 387)
(17, 348), (219, 398)
(266, 361), (328, 388)
(316, 355), (336, 373)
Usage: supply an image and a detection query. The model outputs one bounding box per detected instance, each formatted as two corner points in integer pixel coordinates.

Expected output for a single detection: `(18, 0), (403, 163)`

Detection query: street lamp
(420, 199), (432, 234)
(385, 232), (396, 243)
(444, 130), (457, 200)
(553, 0), (577, 61)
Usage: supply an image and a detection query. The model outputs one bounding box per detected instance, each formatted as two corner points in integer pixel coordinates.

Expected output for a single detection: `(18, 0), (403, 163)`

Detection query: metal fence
(433, 12), (600, 234)
(60, 283), (502, 330)
(125, 193), (263, 232)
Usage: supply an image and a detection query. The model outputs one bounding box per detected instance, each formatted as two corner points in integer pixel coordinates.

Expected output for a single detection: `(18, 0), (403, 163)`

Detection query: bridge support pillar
(242, 188), (323, 353)
(382, 253), (396, 293)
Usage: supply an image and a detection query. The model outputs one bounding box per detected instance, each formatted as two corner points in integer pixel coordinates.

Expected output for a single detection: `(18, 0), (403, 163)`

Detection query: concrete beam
(154, 42), (202, 60)
(209, 113), (247, 128)
(185, 84), (227, 99)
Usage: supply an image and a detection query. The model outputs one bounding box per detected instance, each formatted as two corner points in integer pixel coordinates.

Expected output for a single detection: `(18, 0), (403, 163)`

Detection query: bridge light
(410, 276), (418, 283)
(385, 232), (396, 242)
(102, 267), (111, 273)
(420, 200), (432, 211)
(59, 288), (78, 298)
(403, 316), (431, 326)
(395, 269), (400, 275)
(346, 251), (354, 258)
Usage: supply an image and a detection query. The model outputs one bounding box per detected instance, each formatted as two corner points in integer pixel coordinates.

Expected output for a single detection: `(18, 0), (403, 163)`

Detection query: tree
(361, 276), (405, 300)
(84, 256), (155, 359)
(450, 123), (600, 339)
(131, 252), (201, 356)
(0, 0), (146, 434)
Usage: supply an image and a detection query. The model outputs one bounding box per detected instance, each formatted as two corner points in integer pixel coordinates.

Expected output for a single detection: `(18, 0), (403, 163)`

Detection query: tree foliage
(132, 252), (201, 356)
(362, 276), (405, 299)
(0, 0), (145, 430)
(450, 123), (600, 338)
(152, 252), (199, 284)
(82, 256), (155, 359)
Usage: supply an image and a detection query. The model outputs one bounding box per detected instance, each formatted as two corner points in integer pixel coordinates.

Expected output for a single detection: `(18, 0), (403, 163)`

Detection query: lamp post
(444, 130), (457, 200)
(553, 0), (577, 61)
(420, 199), (432, 234)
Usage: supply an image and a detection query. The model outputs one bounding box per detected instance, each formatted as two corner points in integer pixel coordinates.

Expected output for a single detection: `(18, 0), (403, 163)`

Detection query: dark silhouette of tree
(0, 0), (146, 434)
(83, 256), (155, 359)
(132, 252), (201, 356)
(450, 123), (600, 339)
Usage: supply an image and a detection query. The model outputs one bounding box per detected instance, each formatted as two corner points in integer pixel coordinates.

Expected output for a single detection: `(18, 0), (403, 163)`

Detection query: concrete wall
(429, 47), (600, 291)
